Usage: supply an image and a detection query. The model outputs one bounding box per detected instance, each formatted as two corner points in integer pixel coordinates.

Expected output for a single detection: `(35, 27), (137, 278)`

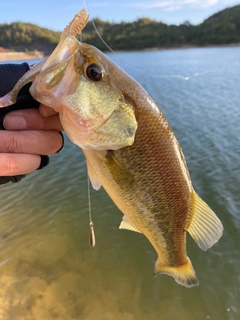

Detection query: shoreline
(1, 43), (240, 61)
(0, 51), (44, 61)
(113, 42), (240, 53)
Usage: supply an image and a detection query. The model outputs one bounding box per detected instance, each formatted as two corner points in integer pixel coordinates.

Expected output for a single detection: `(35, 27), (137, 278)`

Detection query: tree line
(0, 5), (240, 54)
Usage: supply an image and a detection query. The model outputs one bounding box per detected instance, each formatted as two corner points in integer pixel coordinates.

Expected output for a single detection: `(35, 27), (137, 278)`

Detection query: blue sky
(0, 0), (239, 31)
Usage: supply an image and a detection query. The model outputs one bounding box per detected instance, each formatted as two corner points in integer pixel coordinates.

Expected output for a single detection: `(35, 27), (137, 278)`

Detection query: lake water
(0, 46), (240, 320)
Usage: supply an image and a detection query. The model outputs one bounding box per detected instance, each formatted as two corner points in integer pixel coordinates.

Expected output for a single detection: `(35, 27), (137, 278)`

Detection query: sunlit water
(0, 47), (240, 320)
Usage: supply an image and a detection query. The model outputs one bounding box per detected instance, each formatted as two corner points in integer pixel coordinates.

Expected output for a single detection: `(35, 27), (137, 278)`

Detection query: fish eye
(86, 63), (102, 81)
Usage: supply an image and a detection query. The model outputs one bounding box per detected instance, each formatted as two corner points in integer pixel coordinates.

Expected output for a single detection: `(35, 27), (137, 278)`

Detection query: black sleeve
(0, 63), (39, 129)
(0, 63), (48, 185)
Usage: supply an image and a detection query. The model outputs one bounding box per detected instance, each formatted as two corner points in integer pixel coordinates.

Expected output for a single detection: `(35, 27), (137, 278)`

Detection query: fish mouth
(41, 36), (79, 72)
(29, 34), (80, 108)
(30, 55), (75, 109)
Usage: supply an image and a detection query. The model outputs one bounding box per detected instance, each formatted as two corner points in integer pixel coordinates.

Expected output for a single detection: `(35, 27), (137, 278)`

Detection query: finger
(0, 130), (63, 155)
(3, 108), (63, 131)
(0, 153), (41, 175)
(39, 104), (58, 117)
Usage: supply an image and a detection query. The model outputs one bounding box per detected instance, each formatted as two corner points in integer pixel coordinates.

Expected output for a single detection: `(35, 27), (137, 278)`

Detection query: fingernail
(3, 114), (27, 130)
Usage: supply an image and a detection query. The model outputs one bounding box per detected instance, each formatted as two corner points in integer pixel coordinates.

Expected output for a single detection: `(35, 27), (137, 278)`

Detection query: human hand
(0, 105), (63, 176)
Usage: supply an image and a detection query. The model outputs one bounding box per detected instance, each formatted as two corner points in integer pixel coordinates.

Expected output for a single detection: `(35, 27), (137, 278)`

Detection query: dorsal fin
(186, 191), (223, 251)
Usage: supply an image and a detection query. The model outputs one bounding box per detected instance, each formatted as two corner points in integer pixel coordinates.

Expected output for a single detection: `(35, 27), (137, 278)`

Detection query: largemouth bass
(0, 9), (223, 287)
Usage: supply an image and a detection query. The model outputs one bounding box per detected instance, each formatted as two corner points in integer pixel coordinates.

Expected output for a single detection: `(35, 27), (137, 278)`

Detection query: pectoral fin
(119, 215), (142, 233)
(187, 191), (223, 251)
(105, 151), (135, 186)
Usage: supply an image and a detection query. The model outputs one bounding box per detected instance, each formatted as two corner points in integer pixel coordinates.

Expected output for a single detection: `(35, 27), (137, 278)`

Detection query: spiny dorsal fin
(187, 191), (223, 251)
(119, 215), (142, 233)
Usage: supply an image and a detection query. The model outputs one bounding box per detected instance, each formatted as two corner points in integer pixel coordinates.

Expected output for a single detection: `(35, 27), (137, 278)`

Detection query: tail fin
(154, 257), (199, 288)
(187, 191), (223, 251)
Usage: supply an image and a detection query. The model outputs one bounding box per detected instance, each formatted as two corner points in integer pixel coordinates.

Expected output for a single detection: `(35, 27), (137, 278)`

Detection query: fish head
(30, 38), (138, 151)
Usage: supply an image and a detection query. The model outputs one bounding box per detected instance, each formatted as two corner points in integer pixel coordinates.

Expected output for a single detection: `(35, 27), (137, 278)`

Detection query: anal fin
(119, 215), (142, 233)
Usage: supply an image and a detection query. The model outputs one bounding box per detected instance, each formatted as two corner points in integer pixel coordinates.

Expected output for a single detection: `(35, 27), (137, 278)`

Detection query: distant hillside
(0, 5), (240, 54)
(0, 22), (60, 54)
(194, 5), (240, 45)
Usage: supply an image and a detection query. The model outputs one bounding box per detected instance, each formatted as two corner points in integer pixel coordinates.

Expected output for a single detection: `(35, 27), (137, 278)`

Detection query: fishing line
(79, 0), (97, 247)
(83, 0), (115, 53)
(87, 174), (96, 247)
(91, 19), (115, 53)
